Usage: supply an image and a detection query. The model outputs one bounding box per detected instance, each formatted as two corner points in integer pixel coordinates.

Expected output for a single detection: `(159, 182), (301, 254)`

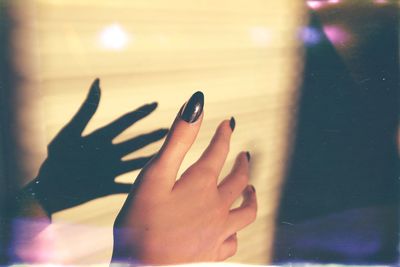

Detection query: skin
(8, 79), (168, 262)
(113, 103), (258, 264)
(10, 81), (257, 264)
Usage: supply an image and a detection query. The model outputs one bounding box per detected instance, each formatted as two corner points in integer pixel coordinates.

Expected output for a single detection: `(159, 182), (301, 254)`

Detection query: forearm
(12, 185), (50, 220)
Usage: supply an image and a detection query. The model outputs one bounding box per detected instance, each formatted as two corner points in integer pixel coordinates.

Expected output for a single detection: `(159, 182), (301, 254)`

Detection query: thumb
(145, 91), (204, 190)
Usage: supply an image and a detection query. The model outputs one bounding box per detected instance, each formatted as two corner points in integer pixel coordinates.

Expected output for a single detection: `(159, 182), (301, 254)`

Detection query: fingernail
(180, 91), (204, 123)
(229, 117), (236, 131)
(246, 151), (251, 162)
(249, 185), (256, 193)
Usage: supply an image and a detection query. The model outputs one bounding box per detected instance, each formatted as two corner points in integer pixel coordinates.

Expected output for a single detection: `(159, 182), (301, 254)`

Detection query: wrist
(17, 178), (52, 219)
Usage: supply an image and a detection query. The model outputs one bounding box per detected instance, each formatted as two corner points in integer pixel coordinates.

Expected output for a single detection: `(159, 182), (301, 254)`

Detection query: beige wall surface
(11, 0), (305, 264)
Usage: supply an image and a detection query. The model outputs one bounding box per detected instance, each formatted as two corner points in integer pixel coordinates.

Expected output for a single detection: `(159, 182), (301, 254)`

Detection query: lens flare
(99, 23), (130, 50)
(307, 1), (325, 9)
(323, 25), (351, 45)
(300, 26), (322, 46)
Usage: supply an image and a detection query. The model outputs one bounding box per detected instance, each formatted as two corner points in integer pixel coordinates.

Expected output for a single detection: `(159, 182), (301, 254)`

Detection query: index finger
(142, 91), (204, 191)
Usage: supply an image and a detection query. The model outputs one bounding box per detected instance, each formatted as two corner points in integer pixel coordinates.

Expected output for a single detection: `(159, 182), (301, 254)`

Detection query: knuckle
(198, 165), (218, 180)
(180, 165), (197, 177)
(212, 201), (229, 221)
(144, 155), (171, 176)
(142, 163), (159, 178)
(183, 165), (217, 187)
(215, 204), (229, 218)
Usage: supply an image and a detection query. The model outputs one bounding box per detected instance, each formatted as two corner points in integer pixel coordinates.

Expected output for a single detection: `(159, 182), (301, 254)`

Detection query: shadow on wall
(273, 9), (399, 265)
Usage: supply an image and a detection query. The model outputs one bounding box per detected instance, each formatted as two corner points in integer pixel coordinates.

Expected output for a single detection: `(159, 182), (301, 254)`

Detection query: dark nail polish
(180, 91), (204, 123)
(249, 185), (256, 193)
(229, 117), (236, 131)
(246, 151), (251, 162)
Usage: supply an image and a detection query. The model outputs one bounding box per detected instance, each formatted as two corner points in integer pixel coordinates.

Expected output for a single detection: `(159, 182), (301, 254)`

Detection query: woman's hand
(112, 92), (257, 265)
(20, 79), (168, 216)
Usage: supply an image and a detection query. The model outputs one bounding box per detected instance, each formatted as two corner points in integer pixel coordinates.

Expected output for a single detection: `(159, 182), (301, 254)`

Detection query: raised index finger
(142, 91), (204, 191)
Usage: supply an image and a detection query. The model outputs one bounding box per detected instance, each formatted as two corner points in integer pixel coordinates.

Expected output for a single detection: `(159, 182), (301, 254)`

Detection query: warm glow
(99, 24), (130, 50)
(249, 26), (272, 47)
(12, 0), (305, 264)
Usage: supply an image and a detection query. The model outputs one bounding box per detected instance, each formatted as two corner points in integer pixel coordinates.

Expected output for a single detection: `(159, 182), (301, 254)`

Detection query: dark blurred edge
(273, 3), (399, 265)
(0, 1), (20, 264)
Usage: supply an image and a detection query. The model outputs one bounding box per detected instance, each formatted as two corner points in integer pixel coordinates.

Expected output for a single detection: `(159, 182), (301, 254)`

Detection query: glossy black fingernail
(229, 117), (236, 131)
(246, 151), (251, 162)
(180, 91), (204, 123)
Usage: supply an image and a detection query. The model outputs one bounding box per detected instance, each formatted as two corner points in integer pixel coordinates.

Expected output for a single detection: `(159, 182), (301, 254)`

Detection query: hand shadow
(24, 79), (168, 215)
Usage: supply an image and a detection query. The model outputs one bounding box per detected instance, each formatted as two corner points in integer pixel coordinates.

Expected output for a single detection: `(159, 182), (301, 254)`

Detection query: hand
(22, 79), (168, 215)
(112, 92), (257, 265)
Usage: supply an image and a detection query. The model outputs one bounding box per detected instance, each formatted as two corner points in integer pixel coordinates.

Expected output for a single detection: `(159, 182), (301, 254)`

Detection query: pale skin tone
(113, 104), (258, 264)
(11, 82), (257, 265)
